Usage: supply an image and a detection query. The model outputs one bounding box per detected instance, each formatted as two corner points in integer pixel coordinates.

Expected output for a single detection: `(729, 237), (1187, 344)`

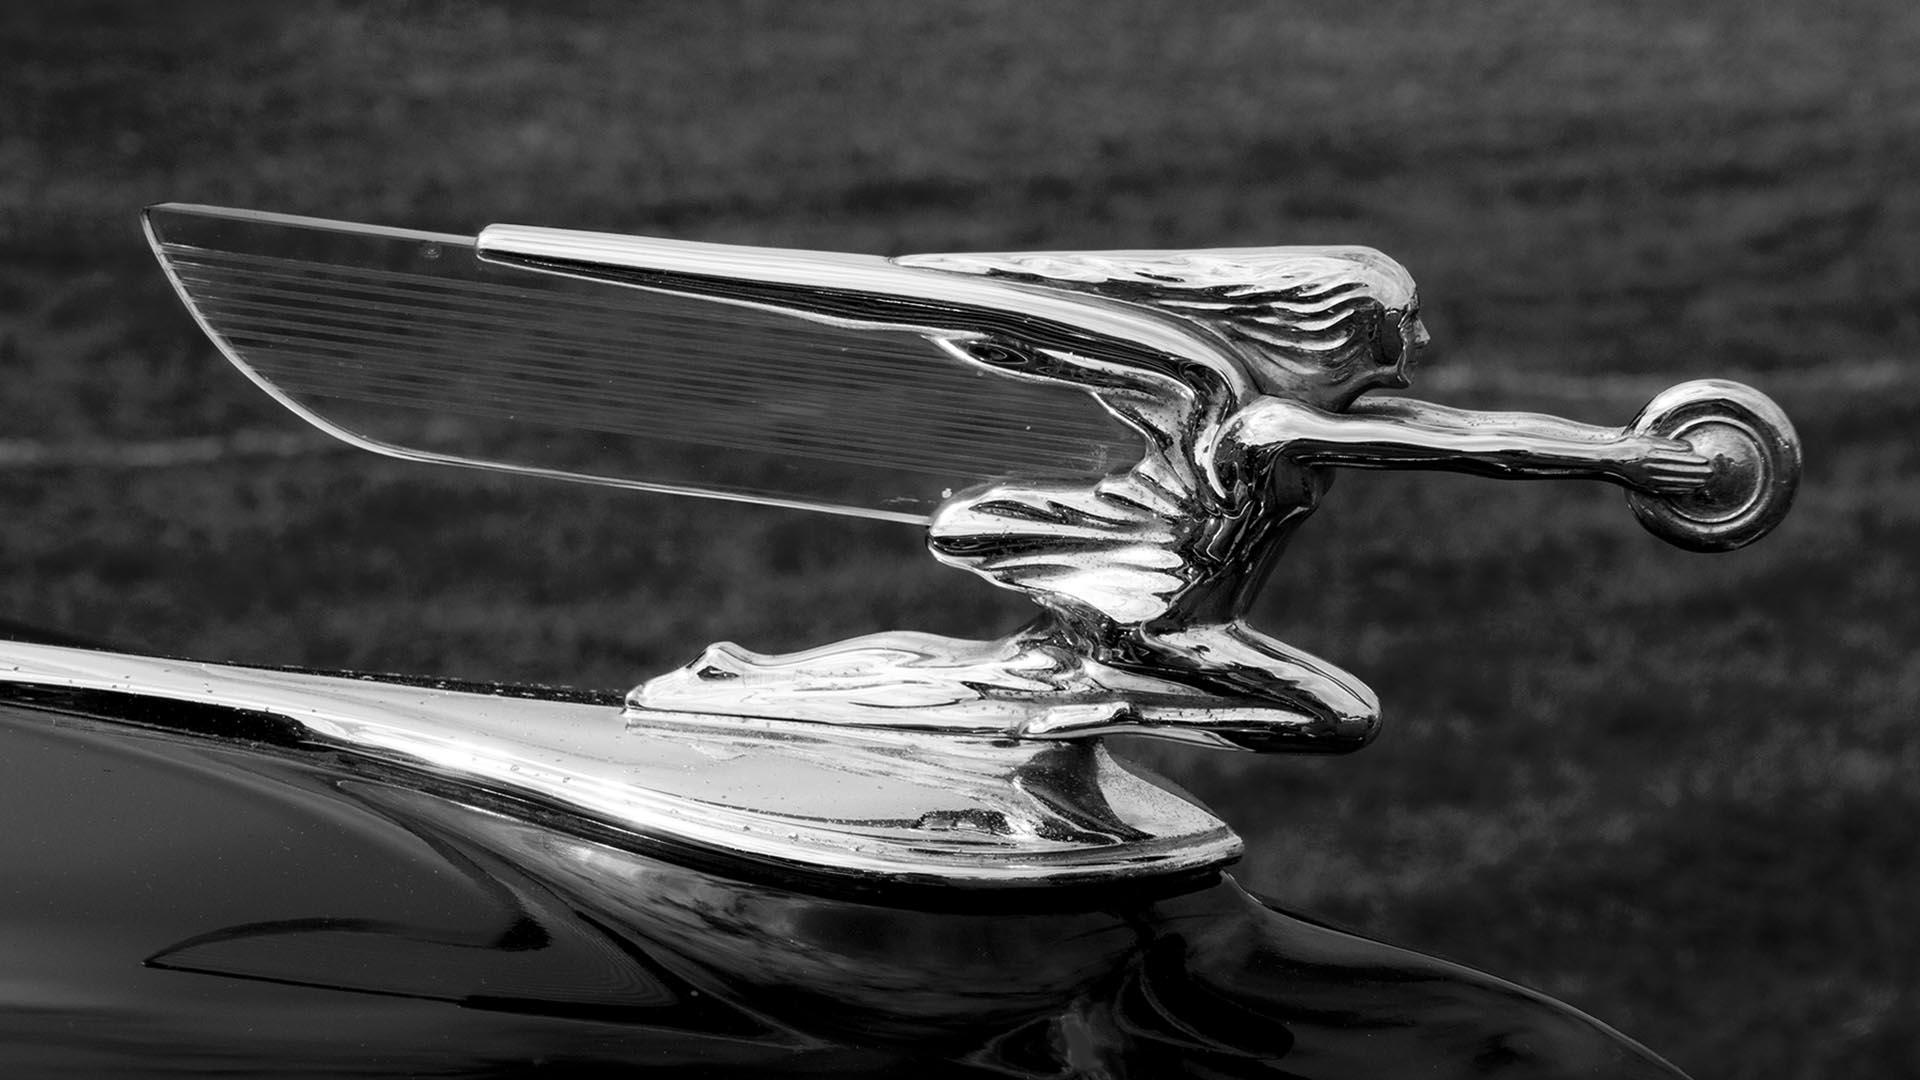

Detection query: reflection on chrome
(0, 697), (1689, 1076)
(0, 642), (1236, 889)
(146, 205), (1799, 759)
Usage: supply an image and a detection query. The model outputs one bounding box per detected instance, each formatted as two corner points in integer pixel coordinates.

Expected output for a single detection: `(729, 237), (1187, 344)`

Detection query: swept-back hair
(902, 246), (1416, 384)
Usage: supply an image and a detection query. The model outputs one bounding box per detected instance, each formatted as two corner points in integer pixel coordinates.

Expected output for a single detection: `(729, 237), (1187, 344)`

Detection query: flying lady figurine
(628, 246), (1798, 750)
(144, 205), (1801, 755)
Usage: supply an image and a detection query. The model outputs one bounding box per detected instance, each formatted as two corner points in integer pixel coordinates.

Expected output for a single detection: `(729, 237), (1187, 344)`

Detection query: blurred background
(2, 1), (1915, 1075)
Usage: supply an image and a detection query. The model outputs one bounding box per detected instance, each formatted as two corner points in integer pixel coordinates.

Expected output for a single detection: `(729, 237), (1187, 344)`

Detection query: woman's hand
(1607, 434), (1715, 495)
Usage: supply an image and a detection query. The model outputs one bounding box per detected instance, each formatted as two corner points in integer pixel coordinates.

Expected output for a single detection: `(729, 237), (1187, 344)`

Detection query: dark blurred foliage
(2, 2), (1916, 1076)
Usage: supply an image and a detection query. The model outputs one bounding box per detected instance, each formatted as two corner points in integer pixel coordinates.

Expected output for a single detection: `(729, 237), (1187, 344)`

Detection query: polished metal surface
(610, 243), (1800, 751)
(0, 641), (1239, 888)
(0, 702), (1690, 1076)
(147, 206), (1800, 757)
(1624, 379), (1802, 551)
(144, 203), (1135, 523)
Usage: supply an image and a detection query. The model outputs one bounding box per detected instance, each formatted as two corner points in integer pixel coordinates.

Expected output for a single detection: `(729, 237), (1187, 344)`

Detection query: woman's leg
(1115, 622), (1382, 752)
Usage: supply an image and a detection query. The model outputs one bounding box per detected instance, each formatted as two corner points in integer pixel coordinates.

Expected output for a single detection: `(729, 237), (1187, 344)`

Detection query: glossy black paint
(0, 692), (1687, 1077)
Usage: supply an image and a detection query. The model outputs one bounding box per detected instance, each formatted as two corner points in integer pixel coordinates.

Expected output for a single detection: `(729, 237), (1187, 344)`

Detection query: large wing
(147, 206), (1233, 523)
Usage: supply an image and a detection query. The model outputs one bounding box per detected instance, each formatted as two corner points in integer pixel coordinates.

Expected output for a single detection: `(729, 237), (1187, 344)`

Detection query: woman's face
(1244, 264), (1428, 409)
(1375, 299), (1431, 390)
(1319, 297), (1430, 409)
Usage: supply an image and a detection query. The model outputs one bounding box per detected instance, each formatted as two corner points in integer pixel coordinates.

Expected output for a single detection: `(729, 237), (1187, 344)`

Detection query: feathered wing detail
(896, 247), (1411, 376)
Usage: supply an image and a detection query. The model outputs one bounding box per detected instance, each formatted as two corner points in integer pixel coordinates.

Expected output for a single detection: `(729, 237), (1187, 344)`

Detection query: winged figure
(145, 206), (1791, 753)
(630, 245), (1719, 752)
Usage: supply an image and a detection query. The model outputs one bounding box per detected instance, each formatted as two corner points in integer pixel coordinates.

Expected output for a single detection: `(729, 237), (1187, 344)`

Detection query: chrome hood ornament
(135, 203), (1800, 885)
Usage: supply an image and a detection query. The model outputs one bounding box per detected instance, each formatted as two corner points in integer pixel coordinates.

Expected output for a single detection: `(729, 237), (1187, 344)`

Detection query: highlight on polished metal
(0, 641), (1238, 888)
(146, 203), (1802, 760)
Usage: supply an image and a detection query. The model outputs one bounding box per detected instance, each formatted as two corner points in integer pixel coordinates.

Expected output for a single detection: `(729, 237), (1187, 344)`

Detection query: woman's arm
(1222, 395), (1712, 494)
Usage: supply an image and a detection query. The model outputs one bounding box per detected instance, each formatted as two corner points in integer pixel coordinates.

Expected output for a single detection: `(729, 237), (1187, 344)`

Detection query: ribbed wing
(145, 204), (1139, 522)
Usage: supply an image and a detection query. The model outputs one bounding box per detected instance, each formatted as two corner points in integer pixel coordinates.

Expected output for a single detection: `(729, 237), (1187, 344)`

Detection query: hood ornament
(130, 203), (1800, 886)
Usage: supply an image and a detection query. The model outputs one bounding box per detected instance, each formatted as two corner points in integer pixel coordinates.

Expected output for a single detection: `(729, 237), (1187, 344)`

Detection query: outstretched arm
(1222, 395), (1711, 493)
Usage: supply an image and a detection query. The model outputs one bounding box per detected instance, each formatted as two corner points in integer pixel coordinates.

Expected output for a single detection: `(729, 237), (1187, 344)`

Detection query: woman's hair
(1147, 247), (1417, 385)
(898, 245), (1418, 387)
